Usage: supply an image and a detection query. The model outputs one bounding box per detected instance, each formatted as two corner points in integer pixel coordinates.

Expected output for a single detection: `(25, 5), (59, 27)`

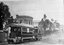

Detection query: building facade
(33, 20), (39, 27)
(14, 15), (33, 25)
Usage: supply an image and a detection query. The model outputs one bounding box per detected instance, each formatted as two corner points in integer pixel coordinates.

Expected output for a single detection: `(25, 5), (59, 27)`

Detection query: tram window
(11, 27), (17, 32)
(22, 27), (27, 31)
(17, 28), (21, 31)
(11, 27), (21, 32)
(29, 28), (33, 31)
(14, 28), (17, 31)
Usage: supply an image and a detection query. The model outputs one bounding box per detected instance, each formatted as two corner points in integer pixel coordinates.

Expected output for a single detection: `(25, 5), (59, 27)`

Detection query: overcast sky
(2, 0), (63, 24)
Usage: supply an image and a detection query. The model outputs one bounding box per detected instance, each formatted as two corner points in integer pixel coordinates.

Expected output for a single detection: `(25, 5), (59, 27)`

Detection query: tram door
(10, 27), (21, 38)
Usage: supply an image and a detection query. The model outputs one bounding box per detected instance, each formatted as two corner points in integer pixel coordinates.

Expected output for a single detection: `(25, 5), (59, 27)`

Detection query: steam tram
(7, 23), (42, 43)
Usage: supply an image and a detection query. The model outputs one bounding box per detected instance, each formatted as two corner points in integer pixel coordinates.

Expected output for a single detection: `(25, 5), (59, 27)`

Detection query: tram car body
(7, 23), (41, 43)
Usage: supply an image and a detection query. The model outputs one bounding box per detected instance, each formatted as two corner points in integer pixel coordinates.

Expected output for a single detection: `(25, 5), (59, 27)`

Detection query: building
(33, 20), (39, 27)
(14, 15), (33, 25)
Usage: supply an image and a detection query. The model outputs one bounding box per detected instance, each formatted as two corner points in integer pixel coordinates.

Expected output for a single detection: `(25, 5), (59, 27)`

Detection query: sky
(1, 0), (63, 24)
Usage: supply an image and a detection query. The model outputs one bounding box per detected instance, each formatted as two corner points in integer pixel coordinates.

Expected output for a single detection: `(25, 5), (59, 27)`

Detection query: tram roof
(10, 23), (34, 28)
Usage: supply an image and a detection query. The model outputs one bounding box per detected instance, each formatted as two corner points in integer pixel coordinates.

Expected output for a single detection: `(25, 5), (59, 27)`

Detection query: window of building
(29, 21), (30, 24)
(20, 20), (22, 23)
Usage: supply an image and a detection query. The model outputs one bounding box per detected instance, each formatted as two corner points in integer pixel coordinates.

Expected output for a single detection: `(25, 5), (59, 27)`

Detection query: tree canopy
(0, 2), (11, 22)
(0, 2), (11, 29)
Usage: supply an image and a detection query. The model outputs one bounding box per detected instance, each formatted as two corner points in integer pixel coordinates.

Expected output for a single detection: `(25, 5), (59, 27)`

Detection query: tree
(0, 2), (11, 44)
(8, 16), (13, 24)
(0, 2), (11, 30)
(38, 14), (51, 35)
(39, 14), (50, 30)
(54, 20), (60, 28)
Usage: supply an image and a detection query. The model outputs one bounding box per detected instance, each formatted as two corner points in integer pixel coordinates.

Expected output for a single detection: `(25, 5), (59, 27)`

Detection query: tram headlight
(27, 28), (29, 33)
